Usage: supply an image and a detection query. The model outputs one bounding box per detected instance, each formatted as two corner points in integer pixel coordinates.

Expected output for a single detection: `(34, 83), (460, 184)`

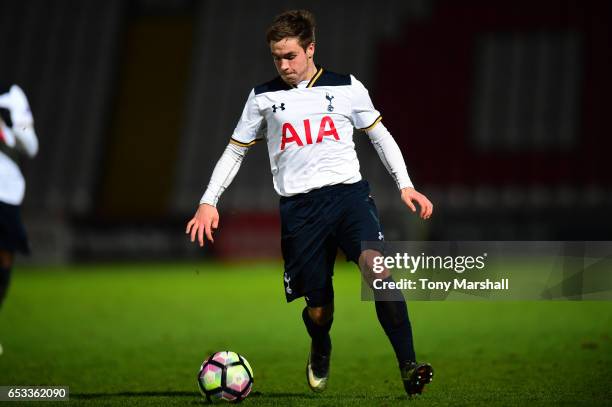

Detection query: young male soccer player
(186, 10), (434, 396)
(0, 84), (38, 355)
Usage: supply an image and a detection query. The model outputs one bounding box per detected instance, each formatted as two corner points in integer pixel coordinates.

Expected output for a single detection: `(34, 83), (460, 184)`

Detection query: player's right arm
(186, 142), (250, 246)
(186, 89), (264, 247)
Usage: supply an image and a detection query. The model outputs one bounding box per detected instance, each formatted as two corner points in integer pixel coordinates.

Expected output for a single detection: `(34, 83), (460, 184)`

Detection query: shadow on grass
(72, 391), (303, 400)
(72, 391), (196, 399)
(250, 392), (407, 401)
(72, 391), (407, 402)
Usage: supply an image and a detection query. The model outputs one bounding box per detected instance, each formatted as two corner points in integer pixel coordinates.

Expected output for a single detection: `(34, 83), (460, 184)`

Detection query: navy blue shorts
(0, 201), (30, 255)
(279, 180), (384, 307)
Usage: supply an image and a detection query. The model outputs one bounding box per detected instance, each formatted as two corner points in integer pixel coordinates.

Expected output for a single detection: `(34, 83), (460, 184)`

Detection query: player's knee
(307, 304), (334, 326)
(0, 250), (13, 269)
(359, 250), (390, 282)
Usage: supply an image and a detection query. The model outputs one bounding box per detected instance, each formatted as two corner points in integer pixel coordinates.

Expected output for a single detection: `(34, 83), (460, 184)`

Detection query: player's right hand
(186, 204), (219, 247)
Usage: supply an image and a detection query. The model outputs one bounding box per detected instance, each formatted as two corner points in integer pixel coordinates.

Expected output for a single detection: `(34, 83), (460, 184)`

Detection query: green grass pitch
(0, 262), (611, 406)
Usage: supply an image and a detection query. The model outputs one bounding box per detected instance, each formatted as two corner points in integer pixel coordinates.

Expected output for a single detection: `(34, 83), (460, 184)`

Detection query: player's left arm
(350, 75), (432, 219)
(366, 122), (433, 220)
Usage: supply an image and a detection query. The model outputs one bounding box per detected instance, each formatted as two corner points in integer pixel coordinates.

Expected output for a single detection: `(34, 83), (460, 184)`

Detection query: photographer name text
(373, 278), (509, 291)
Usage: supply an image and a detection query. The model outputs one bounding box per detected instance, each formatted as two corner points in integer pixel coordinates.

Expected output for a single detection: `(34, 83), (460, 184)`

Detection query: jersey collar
(290, 66), (324, 89)
(306, 66), (324, 88)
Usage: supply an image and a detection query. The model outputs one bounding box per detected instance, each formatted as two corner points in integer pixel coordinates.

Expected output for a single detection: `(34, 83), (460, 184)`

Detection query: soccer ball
(198, 351), (254, 403)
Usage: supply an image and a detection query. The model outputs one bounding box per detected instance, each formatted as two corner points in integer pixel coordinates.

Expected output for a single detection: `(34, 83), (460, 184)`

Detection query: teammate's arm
(185, 142), (250, 247)
(0, 123), (37, 157)
(13, 126), (38, 157)
(0, 84), (38, 157)
(366, 122), (433, 220)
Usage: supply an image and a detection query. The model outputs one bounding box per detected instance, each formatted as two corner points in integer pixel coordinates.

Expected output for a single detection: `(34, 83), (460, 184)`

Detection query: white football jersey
(0, 128), (26, 205)
(0, 84), (37, 205)
(230, 67), (381, 196)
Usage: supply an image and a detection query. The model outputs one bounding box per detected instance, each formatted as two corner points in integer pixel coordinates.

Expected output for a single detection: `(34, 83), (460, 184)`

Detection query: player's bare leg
(358, 250), (433, 396)
(303, 303), (333, 392)
(0, 250), (13, 356)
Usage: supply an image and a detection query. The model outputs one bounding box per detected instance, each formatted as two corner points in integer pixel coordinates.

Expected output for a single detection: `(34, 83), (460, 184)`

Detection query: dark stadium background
(0, 0), (610, 264)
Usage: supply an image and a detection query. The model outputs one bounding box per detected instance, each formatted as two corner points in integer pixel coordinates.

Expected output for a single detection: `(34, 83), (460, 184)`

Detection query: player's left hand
(400, 187), (433, 220)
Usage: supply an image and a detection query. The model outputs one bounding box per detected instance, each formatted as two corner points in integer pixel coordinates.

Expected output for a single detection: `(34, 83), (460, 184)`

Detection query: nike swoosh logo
(307, 363), (325, 387)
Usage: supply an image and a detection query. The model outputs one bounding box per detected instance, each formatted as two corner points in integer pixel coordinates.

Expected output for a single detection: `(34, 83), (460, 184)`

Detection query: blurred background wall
(1, 0), (610, 263)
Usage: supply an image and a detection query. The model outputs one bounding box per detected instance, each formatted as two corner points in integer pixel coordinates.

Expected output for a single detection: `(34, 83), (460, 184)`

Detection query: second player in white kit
(0, 83), (38, 356)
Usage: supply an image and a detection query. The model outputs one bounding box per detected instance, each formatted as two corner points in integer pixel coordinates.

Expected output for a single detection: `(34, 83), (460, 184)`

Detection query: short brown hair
(266, 10), (316, 50)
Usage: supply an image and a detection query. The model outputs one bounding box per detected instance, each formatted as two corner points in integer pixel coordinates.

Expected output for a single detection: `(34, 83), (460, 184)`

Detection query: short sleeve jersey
(230, 67), (382, 196)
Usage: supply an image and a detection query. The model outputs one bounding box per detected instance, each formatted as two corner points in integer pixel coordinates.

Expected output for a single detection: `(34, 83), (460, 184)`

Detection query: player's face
(270, 37), (315, 85)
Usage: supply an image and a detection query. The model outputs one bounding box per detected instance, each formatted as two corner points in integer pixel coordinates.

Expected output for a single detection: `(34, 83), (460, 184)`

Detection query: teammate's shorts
(279, 180), (384, 307)
(0, 201), (30, 255)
